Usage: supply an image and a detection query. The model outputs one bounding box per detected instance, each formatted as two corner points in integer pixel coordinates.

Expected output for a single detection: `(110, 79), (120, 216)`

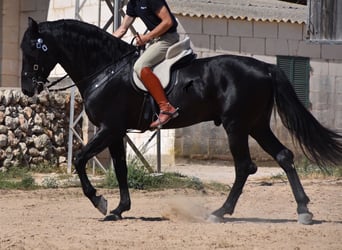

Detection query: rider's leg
(140, 67), (179, 128)
(134, 32), (179, 128)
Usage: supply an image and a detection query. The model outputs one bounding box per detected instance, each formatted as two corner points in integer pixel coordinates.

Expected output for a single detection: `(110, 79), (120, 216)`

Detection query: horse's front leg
(74, 127), (113, 216)
(104, 138), (131, 221)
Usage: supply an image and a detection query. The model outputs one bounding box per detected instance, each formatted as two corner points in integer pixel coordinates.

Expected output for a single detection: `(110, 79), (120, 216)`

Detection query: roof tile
(168, 0), (307, 24)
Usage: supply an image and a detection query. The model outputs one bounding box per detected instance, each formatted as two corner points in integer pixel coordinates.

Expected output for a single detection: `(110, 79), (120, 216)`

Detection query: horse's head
(20, 17), (58, 97)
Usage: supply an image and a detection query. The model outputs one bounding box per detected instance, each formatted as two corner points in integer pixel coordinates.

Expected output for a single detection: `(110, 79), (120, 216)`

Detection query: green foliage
(20, 175), (36, 189)
(102, 163), (208, 190)
(29, 163), (65, 174)
(103, 170), (118, 189)
(42, 176), (59, 188)
(0, 168), (36, 190)
(295, 157), (342, 178)
(270, 157), (342, 179)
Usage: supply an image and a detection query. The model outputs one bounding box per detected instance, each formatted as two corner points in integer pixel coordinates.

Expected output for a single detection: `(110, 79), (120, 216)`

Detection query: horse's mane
(39, 19), (135, 62)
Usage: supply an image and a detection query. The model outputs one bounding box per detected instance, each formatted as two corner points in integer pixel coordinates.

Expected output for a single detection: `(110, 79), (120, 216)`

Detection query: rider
(113, 0), (179, 129)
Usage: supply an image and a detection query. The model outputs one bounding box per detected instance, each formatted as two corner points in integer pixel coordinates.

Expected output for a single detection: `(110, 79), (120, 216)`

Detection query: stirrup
(150, 107), (179, 129)
(160, 107), (179, 118)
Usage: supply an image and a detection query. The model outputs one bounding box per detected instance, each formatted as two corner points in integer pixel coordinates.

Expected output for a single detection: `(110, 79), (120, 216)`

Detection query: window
(308, 0), (342, 43)
(277, 56), (310, 107)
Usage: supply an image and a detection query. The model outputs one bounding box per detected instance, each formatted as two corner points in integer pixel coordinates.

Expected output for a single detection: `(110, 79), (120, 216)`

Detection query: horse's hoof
(103, 213), (122, 221)
(298, 212), (313, 225)
(96, 195), (108, 216)
(207, 214), (224, 223)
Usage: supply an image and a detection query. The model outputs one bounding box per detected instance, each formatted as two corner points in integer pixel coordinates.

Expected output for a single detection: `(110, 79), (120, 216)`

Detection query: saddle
(133, 36), (194, 92)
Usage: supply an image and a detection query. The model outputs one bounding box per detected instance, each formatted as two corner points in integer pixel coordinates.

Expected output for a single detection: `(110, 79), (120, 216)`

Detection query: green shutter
(277, 56), (310, 107)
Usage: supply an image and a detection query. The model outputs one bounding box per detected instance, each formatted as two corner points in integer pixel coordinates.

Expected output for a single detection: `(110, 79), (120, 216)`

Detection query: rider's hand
(135, 34), (150, 46)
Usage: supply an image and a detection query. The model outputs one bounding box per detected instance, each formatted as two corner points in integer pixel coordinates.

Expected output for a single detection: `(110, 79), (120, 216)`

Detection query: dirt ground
(0, 165), (341, 250)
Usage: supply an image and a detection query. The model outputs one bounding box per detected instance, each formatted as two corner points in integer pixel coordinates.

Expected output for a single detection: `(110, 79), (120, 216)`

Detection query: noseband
(23, 38), (50, 92)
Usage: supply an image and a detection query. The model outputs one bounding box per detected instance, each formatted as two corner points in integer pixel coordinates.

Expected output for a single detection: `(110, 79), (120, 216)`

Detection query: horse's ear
(28, 17), (38, 33)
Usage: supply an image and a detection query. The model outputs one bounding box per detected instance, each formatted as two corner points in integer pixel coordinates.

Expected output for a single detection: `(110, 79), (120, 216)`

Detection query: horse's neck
(47, 21), (133, 87)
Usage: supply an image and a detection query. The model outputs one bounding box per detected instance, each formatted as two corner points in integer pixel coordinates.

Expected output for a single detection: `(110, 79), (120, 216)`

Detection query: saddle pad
(133, 37), (192, 91)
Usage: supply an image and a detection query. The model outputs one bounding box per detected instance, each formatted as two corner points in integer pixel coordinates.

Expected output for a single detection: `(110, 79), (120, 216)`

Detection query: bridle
(23, 37), (72, 93)
(24, 36), (138, 94)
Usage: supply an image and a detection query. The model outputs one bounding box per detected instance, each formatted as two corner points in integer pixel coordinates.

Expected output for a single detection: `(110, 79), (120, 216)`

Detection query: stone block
(182, 134), (209, 156)
(310, 91), (329, 106)
(336, 77), (342, 93)
(254, 21), (277, 38)
(229, 20), (252, 37)
(310, 75), (324, 92)
(334, 110), (342, 130)
(266, 38), (288, 56)
(253, 55), (276, 64)
(208, 125), (226, 140)
(188, 34), (210, 52)
(329, 61), (342, 77)
(36, 0), (50, 11)
(1, 59), (19, 75)
(201, 51), (223, 58)
(310, 60), (329, 76)
(335, 93), (342, 106)
(80, 6), (99, 24)
(20, 0), (36, 11)
(62, 7), (76, 19)
(47, 8), (66, 20)
(3, 10), (20, 29)
(53, 0), (73, 9)
(203, 18), (227, 36)
(2, 44), (19, 60)
(4, 0), (20, 18)
(215, 36), (240, 53)
(278, 22), (303, 40)
(2, 27), (19, 44)
(176, 16), (202, 34)
(241, 37), (265, 55)
(0, 75), (20, 87)
(297, 41), (321, 58)
(322, 44), (342, 60)
(208, 139), (230, 159)
(174, 137), (183, 155)
(287, 40), (300, 56)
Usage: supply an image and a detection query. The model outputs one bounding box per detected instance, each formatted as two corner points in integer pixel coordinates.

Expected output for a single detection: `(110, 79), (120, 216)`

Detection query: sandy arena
(0, 164), (341, 250)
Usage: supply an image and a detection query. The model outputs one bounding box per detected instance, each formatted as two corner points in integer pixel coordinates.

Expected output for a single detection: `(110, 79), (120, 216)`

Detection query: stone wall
(0, 89), (83, 168)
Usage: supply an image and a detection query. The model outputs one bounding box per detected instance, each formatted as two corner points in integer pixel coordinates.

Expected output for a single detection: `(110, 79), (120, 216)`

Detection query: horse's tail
(269, 64), (342, 166)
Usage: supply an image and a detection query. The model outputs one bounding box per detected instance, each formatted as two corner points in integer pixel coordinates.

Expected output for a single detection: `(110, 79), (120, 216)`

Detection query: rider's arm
(136, 5), (173, 46)
(113, 15), (135, 38)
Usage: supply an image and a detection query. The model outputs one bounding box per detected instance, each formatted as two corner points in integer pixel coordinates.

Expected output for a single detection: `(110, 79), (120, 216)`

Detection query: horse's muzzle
(22, 88), (35, 97)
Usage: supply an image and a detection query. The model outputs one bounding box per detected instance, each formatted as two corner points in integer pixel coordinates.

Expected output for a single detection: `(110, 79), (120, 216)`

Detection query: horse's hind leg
(251, 126), (313, 224)
(104, 139), (131, 221)
(74, 127), (114, 216)
(209, 131), (257, 222)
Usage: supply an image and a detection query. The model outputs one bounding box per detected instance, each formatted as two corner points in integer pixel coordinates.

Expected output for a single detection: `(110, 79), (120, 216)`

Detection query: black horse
(21, 18), (342, 224)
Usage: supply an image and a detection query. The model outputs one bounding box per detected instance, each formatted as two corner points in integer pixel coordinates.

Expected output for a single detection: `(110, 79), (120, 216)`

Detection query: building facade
(0, 0), (341, 166)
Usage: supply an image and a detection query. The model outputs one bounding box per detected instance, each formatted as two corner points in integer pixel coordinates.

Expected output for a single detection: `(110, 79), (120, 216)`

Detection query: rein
(76, 49), (137, 86)
(45, 74), (74, 92)
(45, 49), (137, 93)
(77, 50), (136, 95)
